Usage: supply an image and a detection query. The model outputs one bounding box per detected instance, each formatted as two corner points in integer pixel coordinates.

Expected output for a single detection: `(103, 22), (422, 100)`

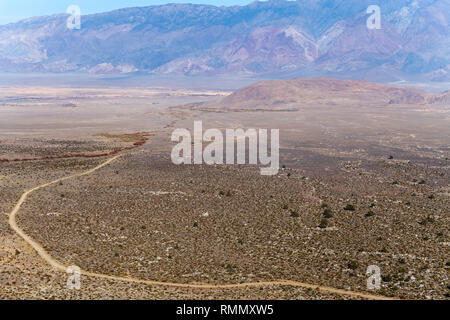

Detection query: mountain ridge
(0, 0), (449, 81)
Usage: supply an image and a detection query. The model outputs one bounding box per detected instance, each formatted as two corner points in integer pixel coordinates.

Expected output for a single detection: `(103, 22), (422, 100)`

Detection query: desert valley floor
(0, 81), (449, 300)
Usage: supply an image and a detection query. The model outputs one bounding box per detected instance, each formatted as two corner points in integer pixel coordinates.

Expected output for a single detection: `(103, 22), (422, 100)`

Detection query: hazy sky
(0, 0), (257, 25)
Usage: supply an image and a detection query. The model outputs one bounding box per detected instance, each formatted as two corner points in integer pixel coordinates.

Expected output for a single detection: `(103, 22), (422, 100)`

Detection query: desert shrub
(428, 194), (435, 199)
(282, 204), (289, 210)
(378, 289), (388, 296)
(365, 211), (375, 217)
(323, 209), (333, 219)
(290, 210), (299, 218)
(382, 275), (392, 282)
(319, 219), (328, 229)
(344, 204), (356, 211)
(348, 261), (358, 270)
(419, 216), (435, 225)
(225, 264), (237, 274)
(321, 203), (328, 208)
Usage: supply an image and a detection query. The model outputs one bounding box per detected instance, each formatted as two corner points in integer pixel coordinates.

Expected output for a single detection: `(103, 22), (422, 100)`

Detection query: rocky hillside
(199, 77), (448, 109)
(0, 0), (449, 81)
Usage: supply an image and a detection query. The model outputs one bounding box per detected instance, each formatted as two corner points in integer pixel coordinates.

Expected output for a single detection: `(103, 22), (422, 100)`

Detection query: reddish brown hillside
(209, 78), (435, 109)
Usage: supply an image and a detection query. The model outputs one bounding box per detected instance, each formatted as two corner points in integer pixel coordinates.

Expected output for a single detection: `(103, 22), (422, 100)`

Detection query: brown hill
(204, 78), (438, 110)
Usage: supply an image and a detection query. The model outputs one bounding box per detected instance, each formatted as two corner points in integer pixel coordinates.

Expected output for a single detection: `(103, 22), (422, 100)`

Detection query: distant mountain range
(0, 0), (449, 81)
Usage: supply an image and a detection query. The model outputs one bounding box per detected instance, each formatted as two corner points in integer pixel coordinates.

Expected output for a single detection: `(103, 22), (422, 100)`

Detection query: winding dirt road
(8, 155), (394, 300)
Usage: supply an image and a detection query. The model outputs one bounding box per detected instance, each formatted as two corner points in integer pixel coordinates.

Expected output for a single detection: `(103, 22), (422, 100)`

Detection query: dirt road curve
(8, 156), (395, 300)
